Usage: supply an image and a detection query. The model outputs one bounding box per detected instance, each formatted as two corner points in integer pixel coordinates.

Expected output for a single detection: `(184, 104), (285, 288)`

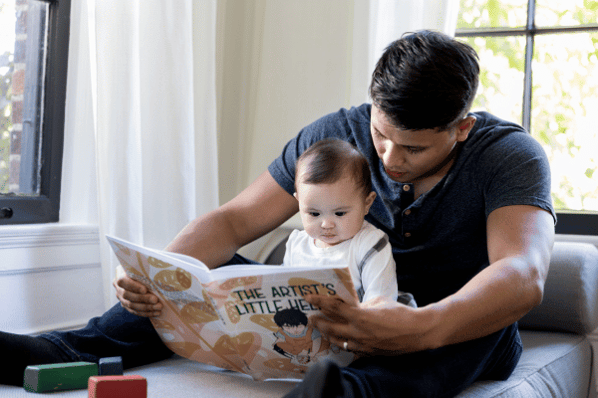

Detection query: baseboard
(0, 224), (105, 334)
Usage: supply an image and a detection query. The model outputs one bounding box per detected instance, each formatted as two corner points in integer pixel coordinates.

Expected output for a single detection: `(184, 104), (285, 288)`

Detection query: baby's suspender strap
(356, 235), (389, 302)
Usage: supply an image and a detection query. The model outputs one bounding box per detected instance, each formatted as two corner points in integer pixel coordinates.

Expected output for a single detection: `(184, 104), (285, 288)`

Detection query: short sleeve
(481, 131), (556, 223)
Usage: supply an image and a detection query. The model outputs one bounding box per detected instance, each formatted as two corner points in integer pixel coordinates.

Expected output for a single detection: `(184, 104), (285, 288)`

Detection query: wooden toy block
(23, 361), (98, 393)
(88, 375), (147, 398)
(98, 356), (123, 375)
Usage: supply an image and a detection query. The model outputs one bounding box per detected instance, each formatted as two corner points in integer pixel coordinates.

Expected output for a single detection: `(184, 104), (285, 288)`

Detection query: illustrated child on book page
(272, 308), (333, 366)
(282, 138), (417, 306)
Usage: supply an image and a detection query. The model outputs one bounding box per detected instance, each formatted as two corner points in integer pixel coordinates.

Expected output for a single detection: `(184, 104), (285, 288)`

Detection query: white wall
(215, 0), (367, 256)
(215, 0), (369, 207)
(0, 225), (104, 334)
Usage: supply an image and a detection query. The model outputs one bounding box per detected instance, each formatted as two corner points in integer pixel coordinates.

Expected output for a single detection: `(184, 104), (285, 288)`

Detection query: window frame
(455, 0), (598, 236)
(0, 0), (70, 225)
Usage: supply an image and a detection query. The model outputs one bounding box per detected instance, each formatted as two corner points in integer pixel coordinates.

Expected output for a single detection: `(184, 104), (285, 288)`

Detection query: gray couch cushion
(457, 331), (594, 398)
(519, 242), (598, 334)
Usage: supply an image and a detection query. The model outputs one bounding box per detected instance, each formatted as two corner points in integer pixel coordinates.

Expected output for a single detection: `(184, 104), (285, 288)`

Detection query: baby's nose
(321, 218), (335, 228)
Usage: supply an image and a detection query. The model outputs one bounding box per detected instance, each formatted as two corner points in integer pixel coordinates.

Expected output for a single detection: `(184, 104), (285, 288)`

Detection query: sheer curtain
(81, 0), (218, 308)
(60, 0), (455, 309)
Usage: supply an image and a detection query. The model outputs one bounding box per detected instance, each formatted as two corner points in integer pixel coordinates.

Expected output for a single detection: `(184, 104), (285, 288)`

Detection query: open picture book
(106, 235), (358, 381)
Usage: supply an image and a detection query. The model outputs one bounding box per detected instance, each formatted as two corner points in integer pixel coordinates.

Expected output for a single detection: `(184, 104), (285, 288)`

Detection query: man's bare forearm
(420, 255), (546, 350)
(165, 208), (243, 269)
(165, 171), (299, 269)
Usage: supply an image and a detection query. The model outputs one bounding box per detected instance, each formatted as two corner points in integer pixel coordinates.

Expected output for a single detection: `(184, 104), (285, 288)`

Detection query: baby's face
(294, 175), (375, 248)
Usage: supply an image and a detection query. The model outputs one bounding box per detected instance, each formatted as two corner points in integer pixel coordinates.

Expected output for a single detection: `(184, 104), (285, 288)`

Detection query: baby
(282, 138), (415, 306)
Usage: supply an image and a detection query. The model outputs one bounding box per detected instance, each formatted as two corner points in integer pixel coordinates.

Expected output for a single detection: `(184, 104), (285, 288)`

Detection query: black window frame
(0, 0), (70, 225)
(455, 0), (598, 236)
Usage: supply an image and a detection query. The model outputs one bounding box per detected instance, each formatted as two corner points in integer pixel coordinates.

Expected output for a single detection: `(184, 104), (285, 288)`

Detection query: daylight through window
(0, 0), (69, 225)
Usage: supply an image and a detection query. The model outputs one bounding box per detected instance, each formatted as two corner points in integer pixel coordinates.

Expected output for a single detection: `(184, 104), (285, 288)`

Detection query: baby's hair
(295, 139), (372, 198)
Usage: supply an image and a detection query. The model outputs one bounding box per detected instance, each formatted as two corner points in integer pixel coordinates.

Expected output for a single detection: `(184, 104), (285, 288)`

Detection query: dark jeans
(285, 323), (521, 398)
(35, 254), (521, 397)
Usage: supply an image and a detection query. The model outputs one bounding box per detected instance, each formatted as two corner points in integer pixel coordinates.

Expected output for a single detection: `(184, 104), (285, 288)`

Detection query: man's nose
(382, 143), (404, 167)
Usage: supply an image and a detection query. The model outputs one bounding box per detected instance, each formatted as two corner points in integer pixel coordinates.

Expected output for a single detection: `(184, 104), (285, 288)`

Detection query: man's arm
(114, 171), (299, 317)
(307, 205), (554, 354)
(165, 171), (299, 267)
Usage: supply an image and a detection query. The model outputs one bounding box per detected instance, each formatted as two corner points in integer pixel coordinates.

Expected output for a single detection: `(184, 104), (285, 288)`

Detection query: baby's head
(294, 139), (376, 248)
(295, 139), (372, 197)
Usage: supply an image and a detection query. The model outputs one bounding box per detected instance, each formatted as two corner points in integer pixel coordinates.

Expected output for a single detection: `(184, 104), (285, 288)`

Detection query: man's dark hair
(369, 30), (479, 131)
(274, 308), (309, 327)
(295, 139), (372, 198)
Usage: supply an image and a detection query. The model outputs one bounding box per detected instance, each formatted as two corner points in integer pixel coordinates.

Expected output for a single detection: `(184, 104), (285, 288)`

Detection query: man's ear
(456, 116), (476, 142)
(365, 191), (376, 212)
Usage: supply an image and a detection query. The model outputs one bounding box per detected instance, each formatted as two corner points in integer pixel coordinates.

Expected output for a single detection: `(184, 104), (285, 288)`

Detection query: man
(1, 30), (554, 397)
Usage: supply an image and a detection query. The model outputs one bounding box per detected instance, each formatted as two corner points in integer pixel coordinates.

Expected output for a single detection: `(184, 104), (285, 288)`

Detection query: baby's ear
(293, 192), (298, 200)
(365, 191), (376, 211)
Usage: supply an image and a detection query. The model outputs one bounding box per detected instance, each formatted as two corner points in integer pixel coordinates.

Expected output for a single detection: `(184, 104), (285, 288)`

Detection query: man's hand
(306, 295), (437, 356)
(113, 265), (163, 317)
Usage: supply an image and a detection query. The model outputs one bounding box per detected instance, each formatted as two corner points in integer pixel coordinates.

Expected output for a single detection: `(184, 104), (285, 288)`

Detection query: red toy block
(88, 375), (147, 398)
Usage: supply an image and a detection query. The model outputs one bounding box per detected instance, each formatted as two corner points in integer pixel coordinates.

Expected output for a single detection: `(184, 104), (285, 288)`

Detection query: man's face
(370, 105), (473, 183)
(294, 174), (376, 248)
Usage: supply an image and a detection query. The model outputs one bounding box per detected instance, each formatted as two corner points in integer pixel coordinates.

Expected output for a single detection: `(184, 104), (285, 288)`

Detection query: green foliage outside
(1, 1), (13, 194)
(0, 50), (12, 194)
(457, 0), (598, 212)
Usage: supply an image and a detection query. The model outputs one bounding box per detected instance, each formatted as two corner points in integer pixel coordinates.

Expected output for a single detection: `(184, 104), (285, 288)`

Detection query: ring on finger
(343, 341), (349, 351)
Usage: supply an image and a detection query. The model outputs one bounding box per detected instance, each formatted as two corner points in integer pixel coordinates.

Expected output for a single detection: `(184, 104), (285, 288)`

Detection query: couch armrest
(518, 241), (598, 334)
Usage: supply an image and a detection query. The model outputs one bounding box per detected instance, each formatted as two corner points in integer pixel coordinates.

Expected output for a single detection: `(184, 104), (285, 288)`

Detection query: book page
(106, 236), (251, 374)
(203, 266), (359, 380)
(107, 236), (360, 380)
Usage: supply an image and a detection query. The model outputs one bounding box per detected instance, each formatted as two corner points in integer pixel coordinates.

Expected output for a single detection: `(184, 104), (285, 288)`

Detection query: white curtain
(350, 0), (460, 104)
(80, 0), (218, 308)
(59, 0), (455, 309)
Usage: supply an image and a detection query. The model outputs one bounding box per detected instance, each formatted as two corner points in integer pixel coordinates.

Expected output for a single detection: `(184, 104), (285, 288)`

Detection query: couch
(1, 240), (597, 397)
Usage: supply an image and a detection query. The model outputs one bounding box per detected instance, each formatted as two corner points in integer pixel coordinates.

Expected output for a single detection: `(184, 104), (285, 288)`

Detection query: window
(0, 0), (69, 225)
(456, 0), (598, 235)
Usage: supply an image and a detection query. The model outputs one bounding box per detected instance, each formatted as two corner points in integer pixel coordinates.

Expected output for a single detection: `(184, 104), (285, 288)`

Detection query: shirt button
(404, 232), (411, 238)
(403, 185), (411, 192)
(404, 209), (411, 216)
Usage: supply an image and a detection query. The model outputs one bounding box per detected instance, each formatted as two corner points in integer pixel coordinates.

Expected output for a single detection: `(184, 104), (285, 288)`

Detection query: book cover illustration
(106, 236), (357, 380)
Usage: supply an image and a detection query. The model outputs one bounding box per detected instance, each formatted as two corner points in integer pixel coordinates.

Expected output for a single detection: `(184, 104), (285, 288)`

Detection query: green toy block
(23, 362), (98, 393)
